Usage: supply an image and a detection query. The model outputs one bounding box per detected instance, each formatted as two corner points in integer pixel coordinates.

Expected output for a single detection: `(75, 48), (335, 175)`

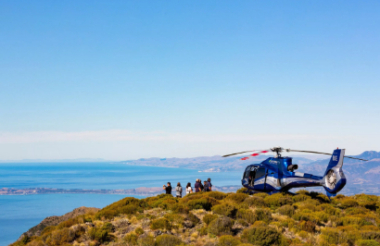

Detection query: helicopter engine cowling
(322, 149), (347, 196)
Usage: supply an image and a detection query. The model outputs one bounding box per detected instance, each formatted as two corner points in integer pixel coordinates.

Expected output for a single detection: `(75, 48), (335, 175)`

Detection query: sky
(0, 1), (379, 160)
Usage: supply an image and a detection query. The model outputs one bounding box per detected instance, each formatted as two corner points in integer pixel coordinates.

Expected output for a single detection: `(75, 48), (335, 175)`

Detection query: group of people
(162, 178), (213, 198)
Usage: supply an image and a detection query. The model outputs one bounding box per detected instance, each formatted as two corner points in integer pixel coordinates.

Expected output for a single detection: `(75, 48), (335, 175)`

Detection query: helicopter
(222, 147), (368, 197)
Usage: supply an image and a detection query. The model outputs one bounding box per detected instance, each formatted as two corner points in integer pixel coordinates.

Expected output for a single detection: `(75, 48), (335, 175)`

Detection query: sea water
(0, 162), (242, 246)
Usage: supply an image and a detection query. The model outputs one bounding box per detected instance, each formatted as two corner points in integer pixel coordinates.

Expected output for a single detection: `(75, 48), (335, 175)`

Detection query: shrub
(293, 209), (319, 223)
(134, 227), (144, 236)
(187, 212), (200, 225)
(203, 214), (219, 225)
(199, 226), (208, 236)
(244, 196), (266, 208)
(124, 233), (138, 245)
(357, 239), (380, 246)
(226, 193), (249, 203)
(278, 205), (295, 217)
(207, 216), (234, 236)
(137, 234), (155, 246)
(218, 235), (241, 246)
(339, 199), (359, 209)
(320, 227), (349, 245)
(292, 194), (310, 203)
(212, 202), (238, 218)
(254, 208), (272, 222)
(252, 192), (268, 198)
(318, 204), (341, 216)
(264, 193), (292, 208)
(236, 209), (255, 224)
(151, 218), (172, 230)
(96, 197), (142, 219)
(187, 198), (213, 210)
(241, 225), (287, 246)
(204, 191), (228, 200)
(299, 220), (316, 233)
(237, 187), (248, 193)
(155, 234), (183, 246)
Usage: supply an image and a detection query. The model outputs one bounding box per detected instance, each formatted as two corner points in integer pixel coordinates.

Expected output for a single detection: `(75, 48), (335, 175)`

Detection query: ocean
(0, 162), (242, 246)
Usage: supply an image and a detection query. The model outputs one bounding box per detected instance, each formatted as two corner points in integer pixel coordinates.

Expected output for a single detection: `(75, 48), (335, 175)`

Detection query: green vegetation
(11, 190), (380, 246)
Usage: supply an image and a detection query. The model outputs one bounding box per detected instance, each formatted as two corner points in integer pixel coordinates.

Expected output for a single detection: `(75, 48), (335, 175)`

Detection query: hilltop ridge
(12, 189), (380, 246)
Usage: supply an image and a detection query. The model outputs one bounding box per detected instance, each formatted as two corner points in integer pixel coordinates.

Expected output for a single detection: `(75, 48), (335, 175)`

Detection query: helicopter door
(253, 167), (267, 191)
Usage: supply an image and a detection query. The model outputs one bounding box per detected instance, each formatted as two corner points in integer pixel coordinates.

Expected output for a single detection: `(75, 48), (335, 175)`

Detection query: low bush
(187, 212), (200, 225)
(187, 198), (214, 210)
(155, 234), (183, 246)
(212, 202), (238, 218)
(278, 205), (295, 217)
(254, 208), (272, 222)
(299, 220), (316, 233)
(241, 225), (287, 246)
(218, 235), (241, 246)
(264, 193), (293, 209)
(207, 216), (234, 236)
(338, 199), (359, 209)
(293, 209), (319, 224)
(292, 194), (310, 203)
(124, 233), (138, 245)
(318, 204), (341, 216)
(203, 214), (219, 225)
(137, 234), (155, 246)
(244, 196), (266, 208)
(357, 239), (380, 246)
(226, 193), (249, 204)
(150, 218), (172, 231)
(204, 191), (228, 200)
(236, 209), (255, 224)
(237, 187), (248, 194)
(134, 227), (144, 236)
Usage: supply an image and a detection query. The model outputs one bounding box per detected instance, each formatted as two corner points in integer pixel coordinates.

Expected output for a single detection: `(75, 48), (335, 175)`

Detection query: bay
(0, 162), (242, 246)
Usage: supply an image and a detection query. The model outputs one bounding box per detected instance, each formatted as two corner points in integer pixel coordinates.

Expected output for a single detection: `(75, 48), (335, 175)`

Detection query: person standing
(186, 182), (193, 194)
(194, 179), (201, 192)
(163, 182), (172, 195)
(199, 179), (204, 192)
(175, 182), (183, 198)
(207, 178), (213, 191)
(203, 180), (210, 192)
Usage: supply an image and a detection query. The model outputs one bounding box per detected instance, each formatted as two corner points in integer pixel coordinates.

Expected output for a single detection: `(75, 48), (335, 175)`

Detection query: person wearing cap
(194, 179), (201, 192)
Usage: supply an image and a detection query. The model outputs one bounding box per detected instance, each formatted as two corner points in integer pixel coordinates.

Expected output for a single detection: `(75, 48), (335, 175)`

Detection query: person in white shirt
(186, 182), (193, 195)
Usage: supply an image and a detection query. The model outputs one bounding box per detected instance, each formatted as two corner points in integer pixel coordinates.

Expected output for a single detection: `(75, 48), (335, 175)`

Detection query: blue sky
(0, 1), (379, 160)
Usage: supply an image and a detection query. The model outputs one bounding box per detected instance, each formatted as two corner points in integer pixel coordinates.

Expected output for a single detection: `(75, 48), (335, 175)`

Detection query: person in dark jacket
(194, 179), (201, 192)
(207, 178), (213, 191)
(199, 179), (204, 192)
(163, 182), (172, 195)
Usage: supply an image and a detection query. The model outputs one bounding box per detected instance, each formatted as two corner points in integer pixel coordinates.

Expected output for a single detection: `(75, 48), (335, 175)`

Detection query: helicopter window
(255, 167), (266, 180)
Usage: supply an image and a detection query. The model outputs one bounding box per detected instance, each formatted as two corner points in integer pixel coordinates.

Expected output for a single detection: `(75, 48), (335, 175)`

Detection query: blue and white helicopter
(223, 147), (367, 197)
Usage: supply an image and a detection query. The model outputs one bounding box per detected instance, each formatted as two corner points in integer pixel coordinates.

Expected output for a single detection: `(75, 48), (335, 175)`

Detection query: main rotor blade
(240, 150), (271, 160)
(343, 156), (368, 161)
(285, 149), (332, 156)
(222, 150), (257, 157)
(286, 149), (368, 161)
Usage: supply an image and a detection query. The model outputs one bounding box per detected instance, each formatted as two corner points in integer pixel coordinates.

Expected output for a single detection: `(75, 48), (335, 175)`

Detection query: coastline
(0, 186), (241, 196)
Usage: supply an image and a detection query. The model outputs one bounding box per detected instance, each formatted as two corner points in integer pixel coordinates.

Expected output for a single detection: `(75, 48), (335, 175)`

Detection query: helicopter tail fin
(322, 149), (347, 197)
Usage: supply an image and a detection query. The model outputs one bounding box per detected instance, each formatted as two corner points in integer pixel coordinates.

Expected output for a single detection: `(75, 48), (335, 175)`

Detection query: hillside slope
(12, 190), (380, 246)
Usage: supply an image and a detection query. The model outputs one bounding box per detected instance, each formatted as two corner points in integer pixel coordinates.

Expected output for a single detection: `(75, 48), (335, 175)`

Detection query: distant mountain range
(120, 155), (317, 172)
(120, 150), (380, 195)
